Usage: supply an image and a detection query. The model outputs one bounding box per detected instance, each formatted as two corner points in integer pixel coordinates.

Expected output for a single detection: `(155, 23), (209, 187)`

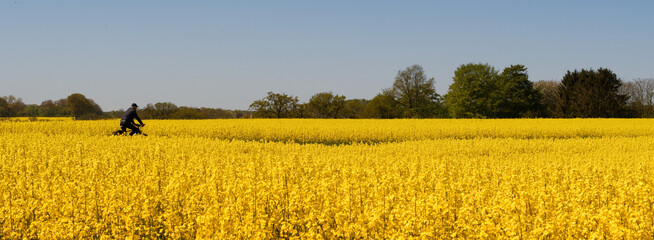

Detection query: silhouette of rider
(120, 103), (144, 135)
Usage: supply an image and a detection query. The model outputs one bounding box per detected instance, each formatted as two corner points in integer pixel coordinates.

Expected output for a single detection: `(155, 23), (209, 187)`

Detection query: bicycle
(112, 123), (148, 136)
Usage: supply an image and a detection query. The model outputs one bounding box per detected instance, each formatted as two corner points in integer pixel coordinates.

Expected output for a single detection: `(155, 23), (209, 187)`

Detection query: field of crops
(2, 119), (654, 239)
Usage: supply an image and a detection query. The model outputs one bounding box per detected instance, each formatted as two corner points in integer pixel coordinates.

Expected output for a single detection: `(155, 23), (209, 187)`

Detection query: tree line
(0, 93), (104, 119)
(250, 64), (653, 119)
(3, 63), (652, 120)
(0, 94), (244, 120)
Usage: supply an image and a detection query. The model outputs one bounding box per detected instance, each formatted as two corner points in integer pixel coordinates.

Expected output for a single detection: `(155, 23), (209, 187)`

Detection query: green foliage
(170, 107), (207, 119)
(555, 68), (630, 118)
(65, 93), (103, 119)
(446, 63), (542, 118)
(107, 110), (125, 118)
(0, 98), (9, 117)
(1, 95), (238, 119)
(307, 92), (346, 118)
(494, 65), (543, 118)
(290, 103), (308, 118)
(19, 105), (40, 117)
(446, 63), (499, 118)
(139, 104), (156, 119)
(155, 102), (179, 118)
(390, 65), (443, 118)
(141, 102), (179, 119)
(140, 102), (234, 119)
(39, 99), (68, 117)
(199, 107), (234, 119)
(0, 95), (26, 117)
(341, 99), (369, 119)
(362, 91), (402, 119)
(1, 64), (641, 120)
(249, 92), (300, 118)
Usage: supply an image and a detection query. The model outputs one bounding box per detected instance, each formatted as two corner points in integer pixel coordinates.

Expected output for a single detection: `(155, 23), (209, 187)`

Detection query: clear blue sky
(2, 1), (653, 111)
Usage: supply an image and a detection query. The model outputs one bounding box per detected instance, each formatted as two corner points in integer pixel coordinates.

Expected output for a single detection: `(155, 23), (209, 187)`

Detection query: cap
(131, 103), (138, 107)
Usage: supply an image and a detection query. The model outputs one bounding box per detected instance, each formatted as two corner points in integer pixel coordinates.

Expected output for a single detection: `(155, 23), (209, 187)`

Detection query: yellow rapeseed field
(2, 119), (654, 239)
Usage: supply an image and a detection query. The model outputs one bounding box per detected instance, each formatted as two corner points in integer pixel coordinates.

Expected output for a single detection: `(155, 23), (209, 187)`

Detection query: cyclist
(120, 103), (145, 136)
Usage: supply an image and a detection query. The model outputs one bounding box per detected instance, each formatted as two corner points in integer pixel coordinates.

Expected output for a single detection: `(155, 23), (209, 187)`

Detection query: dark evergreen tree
(555, 68), (630, 118)
(494, 65), (543, 118)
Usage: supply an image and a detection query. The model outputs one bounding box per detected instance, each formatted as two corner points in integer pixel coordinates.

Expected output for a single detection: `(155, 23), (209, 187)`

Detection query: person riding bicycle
(120, 103), (145, 135)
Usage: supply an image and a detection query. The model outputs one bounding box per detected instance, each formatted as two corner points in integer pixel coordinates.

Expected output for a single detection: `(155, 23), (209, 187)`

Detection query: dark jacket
(121, 108), (143, 125)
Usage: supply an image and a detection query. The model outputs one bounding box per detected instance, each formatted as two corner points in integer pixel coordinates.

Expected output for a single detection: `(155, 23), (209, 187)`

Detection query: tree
(494, 65), (543, 118)
(134, 102), (234, 119)
(140, 102), (179, 119)
(621, 78), (654, 117)
(232, 110), (249, 119)
(249, 92), (300, 118)
(0, 97), (9, 117)
(20, 104), (40, 117)
(534, 80), (560, 117)
(390, 65), (442, 118)
(445, 63), (498, 118)
(155, 102), (179, 119)
(170, 107), (206, 119)
(199, 107), (233, 119)
(555, 68), (630, 118)
(636, 78), (654, 110)
(66, 93), (103, 119)
(361, 90), (402, 119)
(40, 99), (68, 117)
(307, 92), (346, 118)
(290, 103), (308, 118)
(1, 95), (26, 117)
(341, 99), (369, 119)
(107, 109), (125, 118)
(140, 104), (158, 119)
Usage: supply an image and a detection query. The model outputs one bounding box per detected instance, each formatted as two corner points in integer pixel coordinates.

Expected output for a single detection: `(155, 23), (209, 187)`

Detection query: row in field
(2, 118), (654, 143)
